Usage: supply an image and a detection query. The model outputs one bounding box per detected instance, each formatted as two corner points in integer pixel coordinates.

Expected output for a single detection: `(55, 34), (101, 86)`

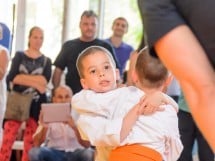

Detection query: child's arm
(120, 91), (178, 142)
(140, 91), (178, 115)
(120, 102), (142, 142)
(76, 92), (172, 146)
(74, 90), (176, 146)
(0, 48), (9, 80)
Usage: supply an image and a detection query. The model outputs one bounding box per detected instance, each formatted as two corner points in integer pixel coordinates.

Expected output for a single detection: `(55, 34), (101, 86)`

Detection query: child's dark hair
(135, 47), (168, 88)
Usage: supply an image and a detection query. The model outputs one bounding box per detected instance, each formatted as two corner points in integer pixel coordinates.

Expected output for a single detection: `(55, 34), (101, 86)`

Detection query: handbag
(4, 91), (34, 121)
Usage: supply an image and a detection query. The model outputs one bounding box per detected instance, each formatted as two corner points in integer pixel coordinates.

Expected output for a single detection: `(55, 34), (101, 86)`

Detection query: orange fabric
(109, 144), (163, 161)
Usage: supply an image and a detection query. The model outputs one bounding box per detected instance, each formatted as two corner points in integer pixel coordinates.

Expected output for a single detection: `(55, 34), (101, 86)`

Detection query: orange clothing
(109, 144), (162, 161)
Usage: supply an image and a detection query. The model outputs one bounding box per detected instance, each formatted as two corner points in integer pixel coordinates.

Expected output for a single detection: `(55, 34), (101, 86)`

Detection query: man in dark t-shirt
(52, 10), (119, 94)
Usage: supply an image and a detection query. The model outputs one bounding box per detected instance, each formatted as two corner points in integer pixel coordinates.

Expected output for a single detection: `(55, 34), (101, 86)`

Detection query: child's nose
(99, 73), (105, 77)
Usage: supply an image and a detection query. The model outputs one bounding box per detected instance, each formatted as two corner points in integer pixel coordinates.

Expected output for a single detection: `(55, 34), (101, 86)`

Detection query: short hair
(76, 46), (116, 78)
(113, 17), (128, 27)
(135, 47), (168, 88)
(81, 10), (98, 19)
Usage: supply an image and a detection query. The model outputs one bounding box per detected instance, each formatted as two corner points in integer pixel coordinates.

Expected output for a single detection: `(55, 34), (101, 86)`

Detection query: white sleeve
(72, 90), (99, 113)
(163, 94), (179, 112)
(164, 134), (183, 161)
(77, 114), (123, 147)
(164, 106), (183, 161)
(72, 90), (113, 117)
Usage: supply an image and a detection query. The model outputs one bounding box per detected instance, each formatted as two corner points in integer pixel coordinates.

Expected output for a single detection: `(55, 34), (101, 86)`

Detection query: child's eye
(104, 65), (110, 70)
(90, 69), (96, 74)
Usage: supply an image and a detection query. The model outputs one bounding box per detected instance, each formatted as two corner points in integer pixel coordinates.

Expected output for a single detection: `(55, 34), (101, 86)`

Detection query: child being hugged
(72, 46), (183, 161)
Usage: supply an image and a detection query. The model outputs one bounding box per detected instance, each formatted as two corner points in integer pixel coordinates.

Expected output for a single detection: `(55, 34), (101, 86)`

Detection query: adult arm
(12, 56), (51, 94)
(52, 41), (69, 88)
(138, 0), (215, 151)
(0, 48), (9, 80)
(52, 67), (63, 88)
(13, 74), (47, 94)
(154, 25), (215, 152)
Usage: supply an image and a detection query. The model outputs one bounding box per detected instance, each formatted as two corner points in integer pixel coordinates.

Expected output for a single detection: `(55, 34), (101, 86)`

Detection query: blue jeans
(66, 148), (94, 161)
(29, 147), (94, 161)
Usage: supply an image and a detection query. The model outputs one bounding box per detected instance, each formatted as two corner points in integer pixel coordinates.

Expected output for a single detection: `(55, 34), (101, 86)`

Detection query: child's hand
(138, 91), (166, 115)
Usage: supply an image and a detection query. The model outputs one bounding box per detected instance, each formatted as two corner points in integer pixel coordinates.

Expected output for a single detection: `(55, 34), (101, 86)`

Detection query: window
(10, 0), (143, 61)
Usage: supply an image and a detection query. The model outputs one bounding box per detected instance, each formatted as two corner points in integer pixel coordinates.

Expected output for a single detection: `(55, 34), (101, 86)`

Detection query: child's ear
(131, 70), (138, 84)
(80, 78), (89, 89)
(162, 73), (174, 93)
(115, 69), (120, 82)
(165, 74), (174, 87)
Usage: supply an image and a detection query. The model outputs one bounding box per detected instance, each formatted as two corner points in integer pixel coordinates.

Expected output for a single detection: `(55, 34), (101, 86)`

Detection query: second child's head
(76, 46), (119, 93)
(133, 48), (169, 92)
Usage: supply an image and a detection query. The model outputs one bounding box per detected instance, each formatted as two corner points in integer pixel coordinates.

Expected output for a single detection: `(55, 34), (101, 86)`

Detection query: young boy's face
(80, 51), (118, 93)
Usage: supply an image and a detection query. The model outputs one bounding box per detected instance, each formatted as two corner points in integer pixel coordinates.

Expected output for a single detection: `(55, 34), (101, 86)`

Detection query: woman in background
(0, 26), (52, 161)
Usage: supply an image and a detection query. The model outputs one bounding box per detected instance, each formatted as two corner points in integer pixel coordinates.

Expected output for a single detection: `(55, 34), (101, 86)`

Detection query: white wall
(0, 0), (14, 28)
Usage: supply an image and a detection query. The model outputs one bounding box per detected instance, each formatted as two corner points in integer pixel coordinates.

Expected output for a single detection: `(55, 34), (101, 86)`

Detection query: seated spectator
(29, 85), (94, 161)
(0, 26), (52, 161)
